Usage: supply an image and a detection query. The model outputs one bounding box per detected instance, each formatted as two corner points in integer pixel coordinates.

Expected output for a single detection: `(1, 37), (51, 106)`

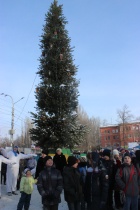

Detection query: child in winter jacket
(37, 156), (63, 210)
(17, 168), (37, 210)
(63, 156), (83, 210)
(84, 152), (109, 210)
(115, 152), (139, 210)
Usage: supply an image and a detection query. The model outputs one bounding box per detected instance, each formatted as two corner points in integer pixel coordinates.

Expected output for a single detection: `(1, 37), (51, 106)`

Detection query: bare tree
(117, 104), (133, 146)
(24, 117), (34, 148)
(77, 106), (101, 151)
(77, 106), (89, 151)
(0, 137), (11, 148)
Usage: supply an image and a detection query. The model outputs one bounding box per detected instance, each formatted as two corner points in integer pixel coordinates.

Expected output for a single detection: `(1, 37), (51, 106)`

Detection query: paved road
(0, 184), (68, 210)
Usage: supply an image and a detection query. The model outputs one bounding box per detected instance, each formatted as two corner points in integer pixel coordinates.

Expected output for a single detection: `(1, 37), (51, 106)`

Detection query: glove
(100, 201), (106, 210)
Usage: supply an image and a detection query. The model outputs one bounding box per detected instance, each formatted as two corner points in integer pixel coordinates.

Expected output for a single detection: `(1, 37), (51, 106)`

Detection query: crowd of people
(0, 146), (140, 210)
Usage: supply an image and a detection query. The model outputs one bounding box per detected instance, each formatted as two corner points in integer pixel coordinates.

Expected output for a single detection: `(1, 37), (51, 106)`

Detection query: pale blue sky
(0, 0), (140, 138)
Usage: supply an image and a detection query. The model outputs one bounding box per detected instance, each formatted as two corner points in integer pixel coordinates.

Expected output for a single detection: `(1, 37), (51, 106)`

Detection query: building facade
(100, 122), (140, 148)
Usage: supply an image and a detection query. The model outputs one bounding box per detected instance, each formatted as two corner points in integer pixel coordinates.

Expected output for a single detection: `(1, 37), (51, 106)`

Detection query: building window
(108, 130), (110, 133)
(108, 136), (110, 140)
(112, 130), (115, 133)
(116, 129), (118, 133)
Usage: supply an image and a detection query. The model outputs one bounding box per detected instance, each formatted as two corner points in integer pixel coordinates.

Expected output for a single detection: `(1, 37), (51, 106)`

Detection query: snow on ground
(0, 184), (68, 210)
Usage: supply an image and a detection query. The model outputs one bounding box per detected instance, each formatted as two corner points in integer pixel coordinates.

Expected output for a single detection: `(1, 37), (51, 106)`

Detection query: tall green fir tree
(30, 0), (86, 149)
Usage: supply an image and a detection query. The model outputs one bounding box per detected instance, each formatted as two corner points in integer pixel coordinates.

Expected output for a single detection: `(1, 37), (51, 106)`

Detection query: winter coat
(84, 168), (109, 204)
(115, 163), (139, 197)
(100, 158), (114, 189)
(63, 166), (83, 203)
(53, 153), (67, 174)
(35, 156), (48, 178)
(20, 176), (37, 194)
(37, 166), (63, 206)
(112, 159), (122, 190)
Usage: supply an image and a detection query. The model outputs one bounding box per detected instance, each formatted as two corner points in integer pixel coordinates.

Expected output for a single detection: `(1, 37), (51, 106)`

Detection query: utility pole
(1, 93), (24, 147)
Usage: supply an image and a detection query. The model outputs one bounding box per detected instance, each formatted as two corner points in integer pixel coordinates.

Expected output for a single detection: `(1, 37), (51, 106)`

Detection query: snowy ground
(0, 184), (68, 210)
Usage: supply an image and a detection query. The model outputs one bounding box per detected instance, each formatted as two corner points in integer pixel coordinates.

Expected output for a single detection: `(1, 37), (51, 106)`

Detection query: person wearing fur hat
(63, 156), (83, 210)
(84, 151), (109, 210)
(53, 148), (67, 175)
(37, 156), (63, 210)
(115, 152), (139, 210)
(35, 149), (49, 179)
(101, 149), (114, 210)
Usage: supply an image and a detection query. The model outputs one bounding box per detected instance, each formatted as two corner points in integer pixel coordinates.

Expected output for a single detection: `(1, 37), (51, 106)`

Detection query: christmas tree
(30, 0), (86, 149)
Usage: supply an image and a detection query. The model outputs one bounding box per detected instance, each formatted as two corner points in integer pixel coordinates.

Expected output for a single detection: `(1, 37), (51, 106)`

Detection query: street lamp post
(1, 93), (24, 146)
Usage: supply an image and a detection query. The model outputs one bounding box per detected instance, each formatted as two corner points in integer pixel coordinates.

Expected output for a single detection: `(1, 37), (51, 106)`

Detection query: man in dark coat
(35, 150), (48, 179)
(53, 148), (67, 175)
(63, 156), (83, 210)
(101, 149), (114, 210)
(37, 156), (63, 210)
(84, 152), (109, 210)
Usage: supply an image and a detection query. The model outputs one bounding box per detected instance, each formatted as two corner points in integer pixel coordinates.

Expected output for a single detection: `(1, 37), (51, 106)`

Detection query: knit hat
(45, 156), (52, 162)
(24, 168), (31, 174)
(102, 149), (111, 158)
(67, 156), (78, 167)
(42, 150), (48, 155)
(113, 149), (119, 157)
(135, 150), (140, 160)
(56, 148), (62, 153)
(124, 152), (131, 159)
(14, 146), (18, 149)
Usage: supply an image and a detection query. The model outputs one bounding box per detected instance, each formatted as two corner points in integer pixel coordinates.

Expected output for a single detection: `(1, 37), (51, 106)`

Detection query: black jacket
(35, 156), (48, 179)
(63, 166), (83, 202)
(84, 168), (109, 203)
(101, 158), (114, 189)
(37, 166), (63, 206)
(53, 153), (67, 174)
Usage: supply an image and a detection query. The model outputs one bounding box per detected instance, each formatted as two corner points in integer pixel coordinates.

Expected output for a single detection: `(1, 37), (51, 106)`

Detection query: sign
(128, 142), (139, 149)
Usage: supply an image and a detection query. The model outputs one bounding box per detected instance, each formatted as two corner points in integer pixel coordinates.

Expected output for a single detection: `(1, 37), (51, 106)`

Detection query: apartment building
(100, 122), (140, 148)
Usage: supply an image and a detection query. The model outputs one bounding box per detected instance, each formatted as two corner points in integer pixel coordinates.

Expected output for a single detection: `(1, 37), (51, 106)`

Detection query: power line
(15, 74), (37, 124)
